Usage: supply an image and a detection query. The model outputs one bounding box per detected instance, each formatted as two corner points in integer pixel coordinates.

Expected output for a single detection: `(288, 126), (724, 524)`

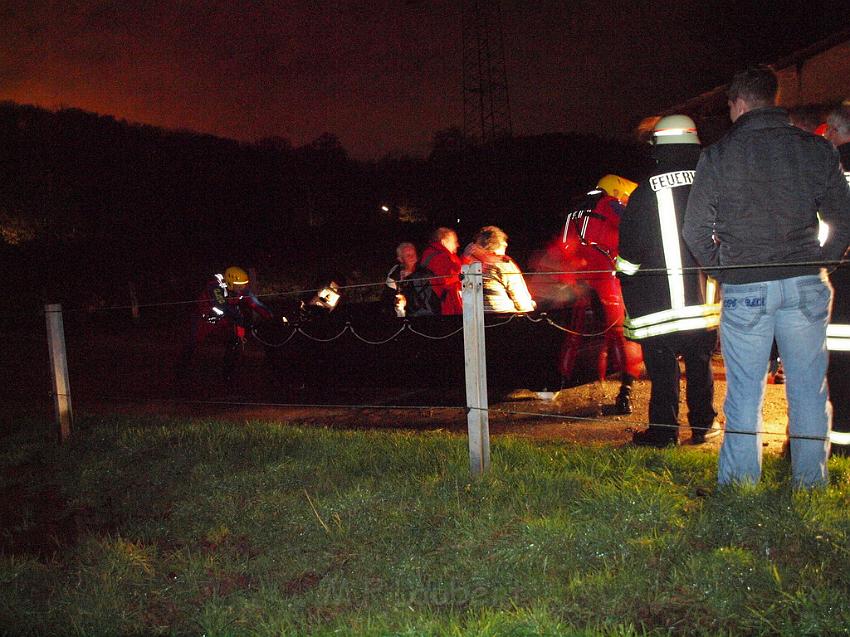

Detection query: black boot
(632, 428), (679, 447)
(691, 421), (722, 444)
(615, 382), (633, 415)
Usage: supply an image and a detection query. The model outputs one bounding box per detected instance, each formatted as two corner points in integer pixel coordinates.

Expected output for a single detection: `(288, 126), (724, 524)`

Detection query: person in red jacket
(420, 227), (464, 315)
(559, 174), (643, 413)
(176, 266), (273, 380)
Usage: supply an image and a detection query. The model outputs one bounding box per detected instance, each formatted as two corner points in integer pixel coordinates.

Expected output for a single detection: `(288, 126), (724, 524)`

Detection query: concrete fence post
(461, 262), (490, 476)
(45, 303), (73, 443)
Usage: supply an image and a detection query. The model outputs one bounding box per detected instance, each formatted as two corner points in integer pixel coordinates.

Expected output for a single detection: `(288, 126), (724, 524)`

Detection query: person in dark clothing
(176, 266), (273, 381)
(382, 242), (419, 317)
(824, 101), (850, 451)
(617, 115), (721, 447)
(683, 66), (850, 487)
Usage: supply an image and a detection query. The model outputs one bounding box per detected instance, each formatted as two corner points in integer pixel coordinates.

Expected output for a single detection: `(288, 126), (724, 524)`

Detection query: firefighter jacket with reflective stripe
(559, 191), (625, 302)
(616, 144), (719, 340)
(827, 143), (850, 352)
(195, 274), (272, 327)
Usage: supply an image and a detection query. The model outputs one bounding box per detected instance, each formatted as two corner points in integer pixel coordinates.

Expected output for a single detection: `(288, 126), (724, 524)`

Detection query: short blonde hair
(473, 226), (508, 252)
(431, 227), (456, 243)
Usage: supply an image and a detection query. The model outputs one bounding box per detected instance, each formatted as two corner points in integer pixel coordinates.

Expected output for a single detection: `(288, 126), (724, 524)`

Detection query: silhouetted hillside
(0, 102), (651, 318)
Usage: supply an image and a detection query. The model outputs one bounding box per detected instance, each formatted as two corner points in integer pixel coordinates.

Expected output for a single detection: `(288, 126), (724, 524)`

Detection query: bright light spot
(818, 217), (829, 247)
(831, 430), (850, 445)
(828, 323), (850, 337)
(654, 128), (696, 137)
(827, 338), (850, 351)
(381, 205), (390, 212)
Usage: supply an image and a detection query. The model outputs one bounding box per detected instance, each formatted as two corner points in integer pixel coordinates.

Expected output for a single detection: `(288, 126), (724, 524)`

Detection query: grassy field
(2, 416), (850, 636)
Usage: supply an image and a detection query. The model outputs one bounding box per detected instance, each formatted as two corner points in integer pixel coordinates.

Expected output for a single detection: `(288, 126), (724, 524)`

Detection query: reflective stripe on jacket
(623, 300), (720, 340)
(617, 144), (719, 340)
(828, 323), (850, 351)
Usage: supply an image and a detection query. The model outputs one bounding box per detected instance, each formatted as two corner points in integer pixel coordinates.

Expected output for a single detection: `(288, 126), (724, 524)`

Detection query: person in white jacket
(463, 226), (536, 313)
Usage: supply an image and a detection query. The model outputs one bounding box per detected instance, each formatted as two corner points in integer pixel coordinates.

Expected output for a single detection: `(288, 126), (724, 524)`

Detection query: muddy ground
(3, 317), (791, 454)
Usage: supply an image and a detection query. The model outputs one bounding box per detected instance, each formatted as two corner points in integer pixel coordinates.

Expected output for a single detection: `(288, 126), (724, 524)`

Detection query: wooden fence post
(461, 262), (490, 476)
(45, 303), (73, 443)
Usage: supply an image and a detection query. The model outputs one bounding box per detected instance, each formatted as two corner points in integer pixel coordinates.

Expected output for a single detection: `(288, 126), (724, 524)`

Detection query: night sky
(1, 1), (847, 159)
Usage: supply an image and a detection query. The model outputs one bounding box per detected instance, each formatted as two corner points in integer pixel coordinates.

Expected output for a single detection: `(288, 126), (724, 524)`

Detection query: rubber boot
(615, 378), (633, 415)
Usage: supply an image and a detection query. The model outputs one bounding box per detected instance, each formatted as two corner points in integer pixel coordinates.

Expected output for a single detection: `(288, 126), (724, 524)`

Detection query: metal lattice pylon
(462, 0), (513, 149)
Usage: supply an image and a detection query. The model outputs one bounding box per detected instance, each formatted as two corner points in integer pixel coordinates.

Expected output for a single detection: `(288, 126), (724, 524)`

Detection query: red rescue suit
(192, 274), (272, 340)
(558, 191), (642, 381)
(177, 274), (273, 378)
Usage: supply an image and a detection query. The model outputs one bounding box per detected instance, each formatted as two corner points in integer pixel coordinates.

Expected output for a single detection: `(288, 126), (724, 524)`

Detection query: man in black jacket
(617, 115), (721, 447)
(683, 66), (850, 488)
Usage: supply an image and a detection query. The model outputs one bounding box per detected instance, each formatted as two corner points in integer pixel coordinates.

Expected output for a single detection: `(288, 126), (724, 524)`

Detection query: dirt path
(66, 370), (791, 455)
(4, 324), (791, 453)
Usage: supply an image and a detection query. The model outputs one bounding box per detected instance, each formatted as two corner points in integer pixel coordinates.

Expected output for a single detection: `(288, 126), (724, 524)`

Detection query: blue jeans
(719, 273), (833, 488)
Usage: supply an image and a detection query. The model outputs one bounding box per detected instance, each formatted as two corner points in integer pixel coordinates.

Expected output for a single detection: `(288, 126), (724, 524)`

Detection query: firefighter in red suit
(559, 175), (643, 413)
(176, 266), (273, 380)
(420, 227), (464, 315)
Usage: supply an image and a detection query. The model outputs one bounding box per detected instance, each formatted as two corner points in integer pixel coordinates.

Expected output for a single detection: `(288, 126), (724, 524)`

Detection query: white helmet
(652, 114), (700, 145)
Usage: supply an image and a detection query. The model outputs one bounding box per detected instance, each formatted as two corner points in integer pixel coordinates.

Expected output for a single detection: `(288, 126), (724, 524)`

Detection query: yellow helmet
(596, 174), (638, 205)
(652, 114), (700, 145)
(224, 266), (249, 288)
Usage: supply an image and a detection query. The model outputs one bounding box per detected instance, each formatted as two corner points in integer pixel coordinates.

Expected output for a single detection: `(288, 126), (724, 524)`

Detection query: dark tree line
(0, 102), (651, 318)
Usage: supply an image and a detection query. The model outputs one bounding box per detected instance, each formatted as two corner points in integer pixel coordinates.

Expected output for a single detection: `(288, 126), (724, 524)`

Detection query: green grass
(2, 416), (850, 636)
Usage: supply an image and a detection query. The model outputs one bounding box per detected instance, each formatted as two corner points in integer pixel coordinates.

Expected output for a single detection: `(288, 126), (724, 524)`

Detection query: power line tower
(462, 0), (513, 150)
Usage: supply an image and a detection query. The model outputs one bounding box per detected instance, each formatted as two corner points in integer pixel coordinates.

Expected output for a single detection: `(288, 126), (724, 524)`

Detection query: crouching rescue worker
(616, 115), (721, 446)
(559, 174), (643, 414)
(175, 266), (273, 381)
